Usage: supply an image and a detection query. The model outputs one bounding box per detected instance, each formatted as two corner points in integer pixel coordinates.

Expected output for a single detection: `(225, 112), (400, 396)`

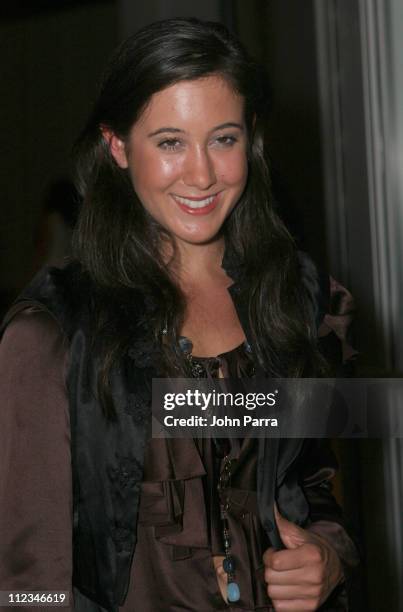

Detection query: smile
(171, 193), (221, 215)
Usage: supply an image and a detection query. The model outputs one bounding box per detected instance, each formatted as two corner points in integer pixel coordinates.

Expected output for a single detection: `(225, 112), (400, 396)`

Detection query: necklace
(178, 335), (242, 603)
(217, 447), (241, 603)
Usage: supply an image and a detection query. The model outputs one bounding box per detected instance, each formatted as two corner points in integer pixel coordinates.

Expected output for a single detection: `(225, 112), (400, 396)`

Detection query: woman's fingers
(270, 598), (322, 611)
(264, 565), (321, 586)
(267, 582), (322, 600)
(264, 543), (323, 572)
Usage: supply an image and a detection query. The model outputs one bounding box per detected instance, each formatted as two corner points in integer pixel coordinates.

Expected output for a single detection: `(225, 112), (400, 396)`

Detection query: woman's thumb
(274, 502), (308, 550)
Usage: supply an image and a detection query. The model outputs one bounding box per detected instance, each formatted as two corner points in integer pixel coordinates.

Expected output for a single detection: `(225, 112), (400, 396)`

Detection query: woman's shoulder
(1, 306), (69, 382)
(2, 262), (94, 340)
(2, 306), (66, 349)
(5, 262), (151, 339)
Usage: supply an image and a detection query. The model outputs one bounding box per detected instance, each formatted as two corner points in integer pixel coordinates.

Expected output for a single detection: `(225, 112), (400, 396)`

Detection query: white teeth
(173, 194), (216, 209)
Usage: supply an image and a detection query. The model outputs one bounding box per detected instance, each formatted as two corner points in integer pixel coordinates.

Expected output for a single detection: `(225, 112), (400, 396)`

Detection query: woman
(0, 18), (359, 612)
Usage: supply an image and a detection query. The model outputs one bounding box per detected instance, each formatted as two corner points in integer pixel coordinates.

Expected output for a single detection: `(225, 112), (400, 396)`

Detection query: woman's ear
(100, 125), (128, 169)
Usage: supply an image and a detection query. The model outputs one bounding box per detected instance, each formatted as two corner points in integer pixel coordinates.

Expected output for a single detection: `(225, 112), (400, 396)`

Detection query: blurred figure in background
(33, 178), (81, 271)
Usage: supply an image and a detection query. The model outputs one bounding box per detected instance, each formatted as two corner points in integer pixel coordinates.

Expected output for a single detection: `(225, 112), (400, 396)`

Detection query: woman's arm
(0, 308), (73, 611)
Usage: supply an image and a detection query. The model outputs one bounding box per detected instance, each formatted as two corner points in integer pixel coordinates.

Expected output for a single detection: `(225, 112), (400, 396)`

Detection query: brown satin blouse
(127, 341), (273, 612)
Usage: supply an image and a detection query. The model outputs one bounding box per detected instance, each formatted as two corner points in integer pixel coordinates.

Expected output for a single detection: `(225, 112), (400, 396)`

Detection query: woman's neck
(165, 236), (226, 284)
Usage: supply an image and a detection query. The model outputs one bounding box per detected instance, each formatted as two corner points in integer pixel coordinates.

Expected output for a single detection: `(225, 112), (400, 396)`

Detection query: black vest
(3, 254), (327, 611)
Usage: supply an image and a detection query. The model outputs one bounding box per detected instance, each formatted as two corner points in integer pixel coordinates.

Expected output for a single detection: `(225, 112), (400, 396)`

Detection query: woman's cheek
(217, 150), (248, 186)
(130, 147), (181, 189)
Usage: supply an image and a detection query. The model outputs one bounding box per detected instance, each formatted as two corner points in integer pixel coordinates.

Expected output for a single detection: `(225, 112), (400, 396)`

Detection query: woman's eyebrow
(148, 127), (184, 137)
(148, 122), (244, 138)
(211, 122), (244, 132)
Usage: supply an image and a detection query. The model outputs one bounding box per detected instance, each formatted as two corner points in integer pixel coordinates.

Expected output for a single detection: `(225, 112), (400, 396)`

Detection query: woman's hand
(263, 506), (344, 611)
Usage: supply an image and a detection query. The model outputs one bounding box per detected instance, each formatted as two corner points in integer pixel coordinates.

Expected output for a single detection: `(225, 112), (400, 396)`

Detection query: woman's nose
(183, 147), (217, 190)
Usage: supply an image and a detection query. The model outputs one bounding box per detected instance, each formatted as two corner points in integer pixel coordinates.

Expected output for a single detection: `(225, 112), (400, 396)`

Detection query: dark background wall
(0, 1), (117, 306)
(239, 0), (327, 264)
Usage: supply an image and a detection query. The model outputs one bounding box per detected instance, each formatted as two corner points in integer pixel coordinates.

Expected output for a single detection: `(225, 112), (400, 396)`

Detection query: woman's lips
(171, 192), (221, 215)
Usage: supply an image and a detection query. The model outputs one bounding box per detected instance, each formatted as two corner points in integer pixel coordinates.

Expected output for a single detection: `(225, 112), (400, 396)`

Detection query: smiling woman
(0, 17), (359, 612)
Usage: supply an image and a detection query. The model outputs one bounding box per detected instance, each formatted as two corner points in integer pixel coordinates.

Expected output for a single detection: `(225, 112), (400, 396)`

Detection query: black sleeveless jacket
(2, 252), (334, 611)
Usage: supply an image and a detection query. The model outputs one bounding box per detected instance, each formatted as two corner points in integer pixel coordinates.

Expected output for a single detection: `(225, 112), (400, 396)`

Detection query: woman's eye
(158, 139), (183, 151)
(214, 135), (238, 147)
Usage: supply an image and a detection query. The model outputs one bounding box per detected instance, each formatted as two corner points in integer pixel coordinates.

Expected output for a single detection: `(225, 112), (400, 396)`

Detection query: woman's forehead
(134, 75), (245, 133)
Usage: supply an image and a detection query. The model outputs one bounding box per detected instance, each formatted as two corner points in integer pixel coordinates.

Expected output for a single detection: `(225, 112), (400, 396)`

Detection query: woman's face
(109, 75), (249, 247)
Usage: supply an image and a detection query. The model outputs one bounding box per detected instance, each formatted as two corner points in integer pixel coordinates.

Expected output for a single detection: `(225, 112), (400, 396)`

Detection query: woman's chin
(173, 231), (223, 247)
(168, 221), (225, 246)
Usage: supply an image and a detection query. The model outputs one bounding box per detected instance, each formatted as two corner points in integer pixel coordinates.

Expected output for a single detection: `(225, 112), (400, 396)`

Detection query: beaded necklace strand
(178, 335), (241, 603)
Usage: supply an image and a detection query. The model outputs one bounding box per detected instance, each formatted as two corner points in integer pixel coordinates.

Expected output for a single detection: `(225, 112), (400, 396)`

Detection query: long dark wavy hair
(73, 18), (326, 417)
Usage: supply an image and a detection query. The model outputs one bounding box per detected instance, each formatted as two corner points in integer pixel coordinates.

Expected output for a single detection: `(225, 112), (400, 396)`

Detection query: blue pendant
(223, 556), (235, 573)
(227, 581), (240, 602)
(178, 335), (193, 355)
